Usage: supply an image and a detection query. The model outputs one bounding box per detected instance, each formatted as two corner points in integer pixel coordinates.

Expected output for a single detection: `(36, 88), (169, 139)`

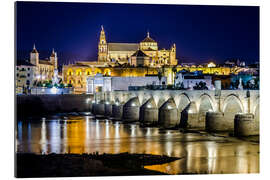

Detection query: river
(16, 115), (259, 174)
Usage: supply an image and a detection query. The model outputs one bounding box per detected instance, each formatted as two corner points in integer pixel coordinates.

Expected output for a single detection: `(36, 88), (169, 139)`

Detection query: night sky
(16, 2), (259, 65)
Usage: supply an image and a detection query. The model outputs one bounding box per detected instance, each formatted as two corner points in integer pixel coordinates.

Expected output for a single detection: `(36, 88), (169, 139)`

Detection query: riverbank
(16, 152), (181, 177)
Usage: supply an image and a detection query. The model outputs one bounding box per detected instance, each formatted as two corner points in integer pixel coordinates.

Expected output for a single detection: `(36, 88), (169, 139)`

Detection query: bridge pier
(234, 113), (259, 136)
(159, 98), (179, 128)
(92, 102), (105, 116)
(140, 98), (158, 125)
(112, 103), (123, 120)
(185, 102), (199, 128)
(105, 102), (112, 117)
(205, 111), (231, 132)
(123, 97), (140, 122)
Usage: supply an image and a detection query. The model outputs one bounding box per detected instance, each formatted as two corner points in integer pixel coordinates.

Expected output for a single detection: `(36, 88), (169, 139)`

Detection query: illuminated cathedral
(62, 26), (179, 92)
(98, 26), (178, 66)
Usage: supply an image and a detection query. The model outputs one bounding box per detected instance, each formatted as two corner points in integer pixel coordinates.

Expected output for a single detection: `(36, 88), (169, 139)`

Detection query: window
(17, 67), (19, 70)
(28, 68), (30, 71)
(26, 80), (30, 85)
(16, 73), (19, 77)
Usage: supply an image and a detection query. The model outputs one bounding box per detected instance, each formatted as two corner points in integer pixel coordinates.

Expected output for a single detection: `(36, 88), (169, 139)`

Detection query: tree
(193, 81), (208, 90)
(172, 65), (177, 86)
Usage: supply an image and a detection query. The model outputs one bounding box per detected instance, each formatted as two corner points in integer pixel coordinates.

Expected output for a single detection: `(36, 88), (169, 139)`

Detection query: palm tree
(158, 71), (162, 86)
(172, 65), (177, 87)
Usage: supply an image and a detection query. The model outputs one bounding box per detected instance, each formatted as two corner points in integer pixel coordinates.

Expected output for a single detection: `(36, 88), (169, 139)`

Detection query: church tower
(170, 43), (177, 65)
(30, 44), (39, 65)
(50, 48), (58, 69)
(98, 25), (108, 62)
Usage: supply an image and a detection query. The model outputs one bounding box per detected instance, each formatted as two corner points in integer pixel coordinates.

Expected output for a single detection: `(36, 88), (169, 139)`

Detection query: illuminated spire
(31, 43), (38, 53)
(147, 31), (150, 38)
(51, 48), (56, 57)
(101, 25), (104, 31)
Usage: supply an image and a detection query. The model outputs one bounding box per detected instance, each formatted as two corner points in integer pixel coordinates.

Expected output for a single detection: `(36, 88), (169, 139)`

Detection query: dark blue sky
(16, 2), (259, 65)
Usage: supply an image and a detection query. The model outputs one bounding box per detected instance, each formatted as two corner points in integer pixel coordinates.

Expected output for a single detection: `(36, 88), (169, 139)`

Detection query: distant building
(175, 71), (213, 90)
(29, 44), (58, 80)
(16, 61), (36, 93)
(16, 45), (58, 93)
(86, 74), (167, 94)
(224, 59), (246, 67)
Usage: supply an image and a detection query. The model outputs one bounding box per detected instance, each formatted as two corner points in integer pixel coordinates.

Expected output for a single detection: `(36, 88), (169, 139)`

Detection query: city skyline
(16, 2), (259, 65)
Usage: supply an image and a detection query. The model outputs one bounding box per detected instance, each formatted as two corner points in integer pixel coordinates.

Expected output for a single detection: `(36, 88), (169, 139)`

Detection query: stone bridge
(91, 90), (259, 135)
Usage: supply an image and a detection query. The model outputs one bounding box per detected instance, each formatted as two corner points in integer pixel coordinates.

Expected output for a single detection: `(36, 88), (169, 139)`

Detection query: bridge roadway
(92, 90), (259, 136)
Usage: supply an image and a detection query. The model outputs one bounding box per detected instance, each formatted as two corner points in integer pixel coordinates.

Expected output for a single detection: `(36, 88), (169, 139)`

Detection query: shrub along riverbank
(16, 152), (181, 177)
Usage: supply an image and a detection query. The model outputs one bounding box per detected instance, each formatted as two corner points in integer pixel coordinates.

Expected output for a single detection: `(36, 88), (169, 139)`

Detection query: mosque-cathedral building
(62, 26), (239, 93)
(97, 26), (177, 66)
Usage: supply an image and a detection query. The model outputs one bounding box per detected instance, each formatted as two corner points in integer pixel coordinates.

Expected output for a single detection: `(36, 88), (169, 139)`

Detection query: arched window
(67, 69), (73, 76)
(85, 69), (92, 76)
(76, 69), (82, 76)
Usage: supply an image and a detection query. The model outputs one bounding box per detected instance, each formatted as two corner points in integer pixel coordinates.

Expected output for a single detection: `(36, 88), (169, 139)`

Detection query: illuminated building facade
(16, 45), (58, 93)
(29, 44), (57, 81)
(62, 62), (238, 93)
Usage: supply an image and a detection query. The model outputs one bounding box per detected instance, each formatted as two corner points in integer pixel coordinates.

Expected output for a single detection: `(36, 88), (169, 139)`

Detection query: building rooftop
(39, 60), (53, 65)
(108, 43), (139, 51)
(131, 49), (148, 57)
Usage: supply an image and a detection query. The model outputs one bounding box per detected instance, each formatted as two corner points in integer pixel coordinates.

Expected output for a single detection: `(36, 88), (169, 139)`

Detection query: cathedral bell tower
(30, 44), (39, 65)
(170, 43), (177, 65)
(98, 25), (108, 62)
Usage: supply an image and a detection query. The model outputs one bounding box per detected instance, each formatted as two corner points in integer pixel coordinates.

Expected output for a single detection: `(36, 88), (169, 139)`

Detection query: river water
(16, 115), (259, 174)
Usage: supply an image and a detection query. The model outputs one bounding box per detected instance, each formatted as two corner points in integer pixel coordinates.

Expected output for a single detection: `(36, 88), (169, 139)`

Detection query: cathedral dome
(141, 32), (156, 43)
(141, 36), (156, 43)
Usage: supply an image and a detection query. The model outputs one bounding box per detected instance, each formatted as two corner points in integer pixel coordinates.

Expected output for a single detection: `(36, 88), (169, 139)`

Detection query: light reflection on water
(16, 116), (259, 174)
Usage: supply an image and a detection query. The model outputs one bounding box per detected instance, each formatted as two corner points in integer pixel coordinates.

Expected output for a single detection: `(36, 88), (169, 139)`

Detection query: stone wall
(17, 94), (93, 117)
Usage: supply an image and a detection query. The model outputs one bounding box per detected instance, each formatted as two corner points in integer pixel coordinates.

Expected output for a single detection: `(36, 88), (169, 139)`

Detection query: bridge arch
(157, 94), (171, 108)
(222, 94), (244, 129)
(177, 93), (191, 112)
(196, 94), (215, 128)
(198, 93), (216, 112)
(222, 94), (244, 113)
(253, 96), (259, 123)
